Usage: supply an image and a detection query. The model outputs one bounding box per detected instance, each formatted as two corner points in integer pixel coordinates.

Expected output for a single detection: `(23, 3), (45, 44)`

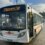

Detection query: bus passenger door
(27, 12), (33, 37)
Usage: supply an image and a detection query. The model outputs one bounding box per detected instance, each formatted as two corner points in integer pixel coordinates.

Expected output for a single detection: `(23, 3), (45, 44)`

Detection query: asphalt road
(0, 23), (45, 45)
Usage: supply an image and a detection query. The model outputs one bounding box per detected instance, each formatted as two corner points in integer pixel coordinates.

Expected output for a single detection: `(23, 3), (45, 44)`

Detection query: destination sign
(4, 6), (20, 12)
(0, 5), (26, 13)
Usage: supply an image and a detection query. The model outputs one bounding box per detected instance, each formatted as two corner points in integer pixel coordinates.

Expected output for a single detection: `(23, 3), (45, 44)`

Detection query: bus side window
(33, 13), (37, 26)
(33, 13), (42, 26)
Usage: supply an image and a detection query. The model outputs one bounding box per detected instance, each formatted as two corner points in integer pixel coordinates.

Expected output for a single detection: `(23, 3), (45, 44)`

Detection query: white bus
(0, 4), (43, 43)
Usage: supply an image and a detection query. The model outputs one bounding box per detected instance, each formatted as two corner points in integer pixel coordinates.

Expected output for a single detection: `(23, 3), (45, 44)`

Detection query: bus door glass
(27, 12), (33, 37)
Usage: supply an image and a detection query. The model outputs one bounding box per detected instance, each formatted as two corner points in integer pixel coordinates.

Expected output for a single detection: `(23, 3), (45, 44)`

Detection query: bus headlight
(18, 32), (26, 38)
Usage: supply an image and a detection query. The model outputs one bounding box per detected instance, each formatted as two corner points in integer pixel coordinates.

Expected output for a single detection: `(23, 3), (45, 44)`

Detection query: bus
(0, 4), (43, 43)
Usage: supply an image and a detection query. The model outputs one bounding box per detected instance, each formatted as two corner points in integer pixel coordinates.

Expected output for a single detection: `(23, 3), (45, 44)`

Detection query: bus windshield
(0, 12), (26, 30)
(0, 5), (26, 31)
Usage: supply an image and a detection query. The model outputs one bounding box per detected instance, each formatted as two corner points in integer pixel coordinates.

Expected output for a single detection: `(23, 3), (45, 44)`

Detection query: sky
(9, 0), (45, 4)
(0, 0), (45, 12)
(26, 0), (45, 4)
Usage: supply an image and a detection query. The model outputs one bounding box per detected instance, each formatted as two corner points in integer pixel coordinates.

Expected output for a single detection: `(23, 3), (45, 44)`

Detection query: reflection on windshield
(0, 12), (26, 30)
